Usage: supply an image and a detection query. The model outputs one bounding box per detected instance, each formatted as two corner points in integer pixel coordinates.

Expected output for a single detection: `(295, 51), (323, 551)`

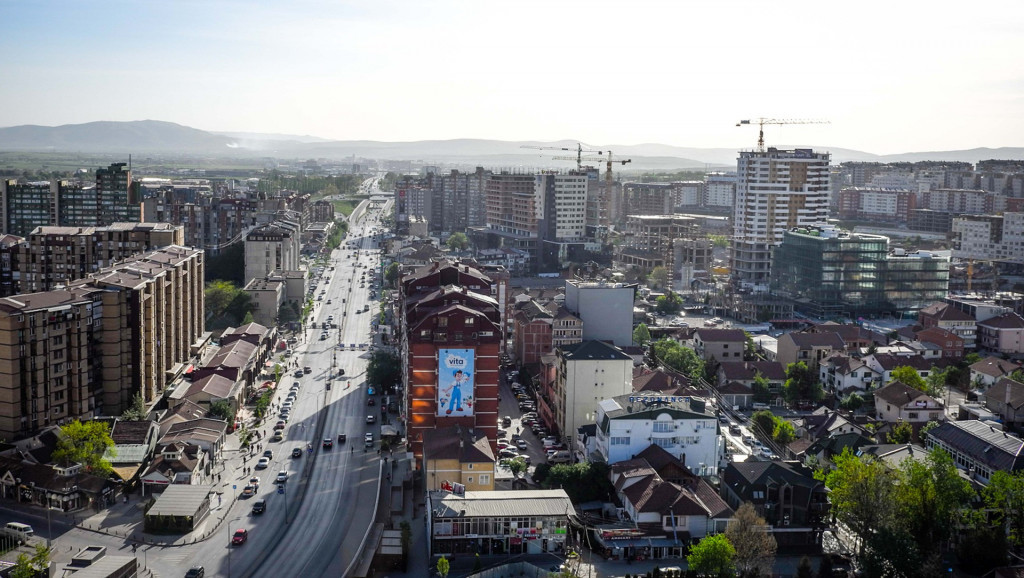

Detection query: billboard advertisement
(438, 348), (474, 417)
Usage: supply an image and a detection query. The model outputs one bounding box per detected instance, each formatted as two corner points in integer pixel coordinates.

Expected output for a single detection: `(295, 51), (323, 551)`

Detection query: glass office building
(770, 224), (949, 317)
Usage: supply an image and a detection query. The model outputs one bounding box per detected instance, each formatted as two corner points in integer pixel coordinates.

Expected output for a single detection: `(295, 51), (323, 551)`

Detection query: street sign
(232, 485), (237, 490)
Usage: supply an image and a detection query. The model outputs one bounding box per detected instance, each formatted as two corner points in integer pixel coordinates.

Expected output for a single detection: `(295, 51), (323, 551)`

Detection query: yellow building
(422, 426), (495, 492)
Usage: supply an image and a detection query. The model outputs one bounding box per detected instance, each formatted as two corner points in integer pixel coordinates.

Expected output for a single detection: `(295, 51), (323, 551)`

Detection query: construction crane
(520, 143), (589, 170)
(552, 150), (632, 226)
(736, 118), (830, 152)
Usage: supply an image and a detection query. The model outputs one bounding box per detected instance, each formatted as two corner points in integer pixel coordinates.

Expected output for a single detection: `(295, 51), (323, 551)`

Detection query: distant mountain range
(1, 120), (1021, 170)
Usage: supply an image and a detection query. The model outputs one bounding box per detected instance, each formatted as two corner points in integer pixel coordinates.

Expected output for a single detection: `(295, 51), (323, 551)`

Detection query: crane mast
(737, 118), (830, 152)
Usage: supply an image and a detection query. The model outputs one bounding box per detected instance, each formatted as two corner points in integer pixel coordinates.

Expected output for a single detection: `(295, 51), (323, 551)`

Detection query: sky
(2, 0), (1023, 155)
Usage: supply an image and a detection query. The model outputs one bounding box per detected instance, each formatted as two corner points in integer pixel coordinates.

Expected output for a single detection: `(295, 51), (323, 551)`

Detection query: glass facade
(771, 227), (948, 317)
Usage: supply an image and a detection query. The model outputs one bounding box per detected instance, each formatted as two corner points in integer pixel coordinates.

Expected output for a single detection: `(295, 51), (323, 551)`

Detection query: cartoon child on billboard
(442, 368), (470, 415)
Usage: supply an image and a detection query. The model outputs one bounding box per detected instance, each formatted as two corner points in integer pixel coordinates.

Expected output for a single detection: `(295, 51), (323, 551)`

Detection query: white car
(255, 457), (270, 469)
(366, 415), (376, 424)
(276, 470), (288, 483)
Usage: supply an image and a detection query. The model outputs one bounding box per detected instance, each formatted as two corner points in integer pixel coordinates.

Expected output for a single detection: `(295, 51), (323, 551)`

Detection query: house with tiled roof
(970, 356), (1022, 388)
(807, 322), (887, 352)
(983, 377), (1024, 428)
(926, 420), (1024, 484)
(140, 441), (209, 495)
(692, 328), (747, 363)
(632, 367), (691, 393)
(717, 381), (754, 410)
(776, 331), (846, 372)
(422, 426), (496, 492)
(977, 312), (1024, 356)
(897, 326), (965, 360)
(606, 449), (733, 555)
(801, 432), (875, 468)
(862, 352), (945, 385)
(158, 418), (227, 466)
(716, 361), (787, 389)
(873, 380), (944, 425)
(792, 408), (869, 442)
(720, 460), (829, 550)
(819, 353), (883, 394)
(106, 419), (161, 483)
(918, 302), (977, 349)
(169, 373), (241, 412)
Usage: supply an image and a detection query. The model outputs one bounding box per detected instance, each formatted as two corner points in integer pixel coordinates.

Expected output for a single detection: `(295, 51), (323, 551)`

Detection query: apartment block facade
(244, 221), (301, 285)
(836, 187), (916, 223)
(732, 148), (831, 289)
(952, 212), (1024, 265)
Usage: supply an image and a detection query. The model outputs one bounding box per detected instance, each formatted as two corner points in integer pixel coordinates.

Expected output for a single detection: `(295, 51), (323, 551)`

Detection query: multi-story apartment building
(621, 183), (675, 216)
(564, 279), (637, 347)
(57, 180), (101, 228)
(551, 340), (633, 442)
(952, 212), (1024, 265)
(770, 225), (950, 317)
(732, 148), (831, 290)
(1, 181), (54, 237)
(15, 223), (184, 295)
(919, 188), (1006, 215)
(918, 302), (977, 350)
(673, 181), (704, 207)
(836, 188), (916, 223)
(399, 261), (502, 459)
(704, 173), (736, 210)
(0, 245), (204, 441)
(95, 163), (139, 225)
(244, 221), (302, 285)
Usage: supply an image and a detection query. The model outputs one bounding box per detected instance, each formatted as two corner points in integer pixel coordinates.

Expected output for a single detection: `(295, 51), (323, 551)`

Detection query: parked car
(498, 448), (519, 459)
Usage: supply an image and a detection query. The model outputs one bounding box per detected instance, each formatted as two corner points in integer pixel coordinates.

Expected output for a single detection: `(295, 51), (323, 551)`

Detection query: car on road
(291, 447), (303, 458)
(255, 457), (270, 469)
(502, 416), (512, 427)
(338, 434), (347, 443)
(366, 415), (376, 424)
(249, 476), (260, 489)
(251, 499), (266, 515)
(272, 431), (284, 442)
(274, 421), (286, 430)
(368, 398), (375, 406)
(263, 450), (273, 459)
(276, 470), (288, 484)
(364, 433), (374, 447)
(232, 529), (248, 545)
(294, 370), (303, 377)
(516, 439), (528, 450)
(185, 567), (205, 578)
(322, 438), (333, 449)
(241, 485), (255, 497)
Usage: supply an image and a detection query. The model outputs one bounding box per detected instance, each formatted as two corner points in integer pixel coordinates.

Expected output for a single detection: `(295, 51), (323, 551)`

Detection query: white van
(4, 522), (34, 542)
(547, 450), (572, 464)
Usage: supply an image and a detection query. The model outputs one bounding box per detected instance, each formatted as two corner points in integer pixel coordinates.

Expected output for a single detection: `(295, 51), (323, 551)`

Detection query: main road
(149, 200), (387, 577)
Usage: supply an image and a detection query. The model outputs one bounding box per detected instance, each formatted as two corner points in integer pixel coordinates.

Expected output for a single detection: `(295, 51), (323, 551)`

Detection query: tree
(839, 392), (864, 412)
(860, 526), (922, 578)
(385, 262), (400, 287)
(750, 410), (776, 442)
(751, 373), (772, 404)
(886, 420), (913, 444)
(773, 419), (796, 445)
(817, 448), (896, 559)
(541, 462), (614, 503)
(895, 448), (973, 557)
(651, 339), (704, 380)
(120, 392), (147, 421)
(209, 400), (236, 424)
(924, 365), (949, 398)
(632, 323), (652, 346)
(654, 291), (683, 315)
(507, 456), (528, 479)
(10, 544), (50, 578)
(242, 311), (255, 324)
(725, 503), (777, 577)
(367, 350), (402, 389)
(686, 534), (735, 577)
(783, 362), (822, 404)
(890, 366), (928, 392)
(437, 555), (450, 578)
(648, 266), (670, 290)
(446, 232), (469, 252)
(982, 470), (1024, 551)
(52, 420), (115, 477)
(205, 280), (239, 320)
(918, 420), (940, 443)
(709, 234), (729, 248)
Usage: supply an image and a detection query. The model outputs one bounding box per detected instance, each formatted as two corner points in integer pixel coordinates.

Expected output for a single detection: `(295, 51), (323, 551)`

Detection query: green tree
(860, 526), (922, 578)
(52, 420), (115, 477)
(725, 502), (776, 577)
(385, 262), (400, 287)
(750, 410), (776, 442)
(708, 234), (729, 248)
(782, 361), (822, 404)
(651, 339), (704, 380)
(205, 280), (240, 320)
(437, 555), (450, 578)
(890, 366), (928, 391)
(209, 400), (236, 424)
(894, 448), (973, 557)
(541, 462), (614, 503)
(751, 373), (772, 404)
(632, 323), (652, 346)
(242, 310), (255, 324)
(817, 448), (896, 559)
(982, 470), (1024, 551)
(1011, 368), (1024, 383)
(10, 544), (51, 578)
(839, 393), (864, 412)
(120, 392), (147, 421)
(446, 232), (469, 251)
(963, 352), (982, 365)
(686, 534), (735, 577)
(654, 291), (683, 315)
(918, 420), (940, 443)
(886, 420), (913, 444)
(506, 456), (528, 479)
(367, 350), (402, 389)
(773, 419), (796, 445)
(648, 266), (670, 290)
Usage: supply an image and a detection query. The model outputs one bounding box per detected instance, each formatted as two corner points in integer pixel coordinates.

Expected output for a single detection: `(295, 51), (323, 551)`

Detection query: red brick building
(400, 261), (502, 460)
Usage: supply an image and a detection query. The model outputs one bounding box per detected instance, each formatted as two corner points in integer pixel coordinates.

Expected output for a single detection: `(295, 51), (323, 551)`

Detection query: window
(467, 476), (474, 484)
(478, 474), (489, 485)
(438, 317), (448, 328)
(653, 422), (673, 433)
(610, 436), (630, 445)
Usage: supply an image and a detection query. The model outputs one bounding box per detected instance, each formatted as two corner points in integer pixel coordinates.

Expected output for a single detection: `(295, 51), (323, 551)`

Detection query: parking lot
(493, 365), (569, 481)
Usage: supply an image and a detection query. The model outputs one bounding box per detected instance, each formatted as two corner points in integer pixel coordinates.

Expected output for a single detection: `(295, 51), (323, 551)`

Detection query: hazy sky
(2, 0), (1022, 154)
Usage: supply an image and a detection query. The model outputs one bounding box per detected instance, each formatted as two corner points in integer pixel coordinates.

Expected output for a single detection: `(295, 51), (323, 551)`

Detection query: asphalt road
(12, 197), (392, 578)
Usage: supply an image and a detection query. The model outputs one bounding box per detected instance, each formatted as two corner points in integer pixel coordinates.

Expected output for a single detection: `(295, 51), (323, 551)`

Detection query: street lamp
(227, 516), (243, 578)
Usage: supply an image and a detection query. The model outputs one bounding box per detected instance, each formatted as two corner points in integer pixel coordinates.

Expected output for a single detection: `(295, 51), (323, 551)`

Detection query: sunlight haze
(2, 0), (1022, 154)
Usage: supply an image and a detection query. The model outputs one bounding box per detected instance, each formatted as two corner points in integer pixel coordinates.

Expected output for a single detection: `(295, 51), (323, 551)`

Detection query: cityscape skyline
(2, 0), (1023, 155)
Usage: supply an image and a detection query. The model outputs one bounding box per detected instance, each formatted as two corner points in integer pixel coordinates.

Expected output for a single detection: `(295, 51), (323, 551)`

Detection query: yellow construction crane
(552, 150), (632, 226)
(520, 143), (590, 170)
(737, 118), (830, 152)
